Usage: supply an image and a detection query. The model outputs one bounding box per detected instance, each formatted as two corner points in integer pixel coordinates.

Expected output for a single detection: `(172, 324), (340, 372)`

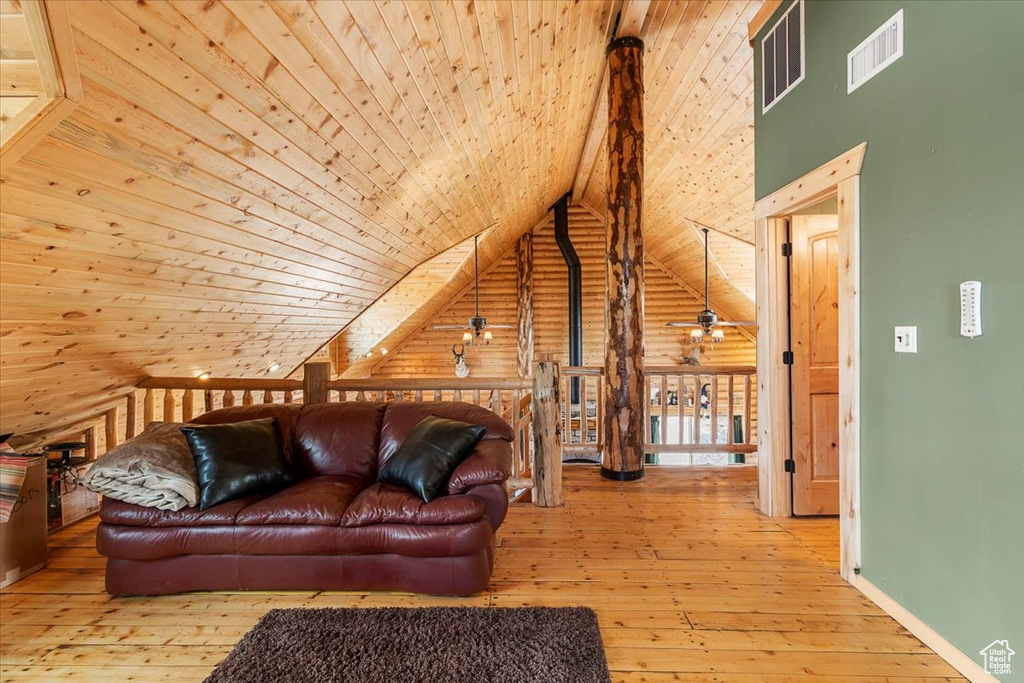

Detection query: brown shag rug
(206, 606), (611, 683)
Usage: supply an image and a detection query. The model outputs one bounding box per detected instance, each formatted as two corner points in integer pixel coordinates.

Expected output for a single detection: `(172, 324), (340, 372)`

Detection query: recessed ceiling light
(268, 363), (280, 372)
(380, 348), (388, 355)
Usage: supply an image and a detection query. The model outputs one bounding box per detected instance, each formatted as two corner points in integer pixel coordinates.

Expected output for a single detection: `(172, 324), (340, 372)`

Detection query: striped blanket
(0, 454), (32, 523)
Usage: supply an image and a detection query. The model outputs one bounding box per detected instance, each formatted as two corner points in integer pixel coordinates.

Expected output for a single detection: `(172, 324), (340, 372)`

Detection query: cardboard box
(47, 463), (101, 532)
(0, 457), (48, 588)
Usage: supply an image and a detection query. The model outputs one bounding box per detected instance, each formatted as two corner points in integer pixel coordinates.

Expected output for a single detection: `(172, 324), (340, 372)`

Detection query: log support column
(532, 358), (564, 507)
(516, 232), (534, 380)
(603, 36), (646, 481)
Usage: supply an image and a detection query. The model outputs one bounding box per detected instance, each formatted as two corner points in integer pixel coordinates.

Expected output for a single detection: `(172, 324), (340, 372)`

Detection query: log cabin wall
(374, 206), (756, 378)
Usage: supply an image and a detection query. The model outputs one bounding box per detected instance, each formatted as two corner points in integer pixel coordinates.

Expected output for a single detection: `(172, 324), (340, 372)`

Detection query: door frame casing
(753, 143), (866, 582)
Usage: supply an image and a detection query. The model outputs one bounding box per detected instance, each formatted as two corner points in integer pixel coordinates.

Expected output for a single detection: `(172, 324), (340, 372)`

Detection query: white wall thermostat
(959, 281), (982, 338)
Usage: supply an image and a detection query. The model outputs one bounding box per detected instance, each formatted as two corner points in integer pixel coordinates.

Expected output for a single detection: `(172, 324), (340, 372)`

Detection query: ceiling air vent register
(848, 9), (904, 93)
(761, 0), (804, 114)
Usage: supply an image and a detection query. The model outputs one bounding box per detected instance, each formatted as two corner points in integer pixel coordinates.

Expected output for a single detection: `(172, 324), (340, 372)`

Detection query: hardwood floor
(0, 466), (963, 682)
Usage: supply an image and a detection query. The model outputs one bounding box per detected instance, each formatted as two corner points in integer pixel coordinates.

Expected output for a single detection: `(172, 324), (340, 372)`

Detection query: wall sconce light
(710, 329), (725, 343)
(267, 363), (280, 373)
(197, 372), (211, 381)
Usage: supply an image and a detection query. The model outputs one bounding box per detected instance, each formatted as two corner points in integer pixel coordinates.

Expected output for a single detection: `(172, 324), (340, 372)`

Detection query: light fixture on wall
(267, 363), (280, 373)
(197, 372), (211, 381)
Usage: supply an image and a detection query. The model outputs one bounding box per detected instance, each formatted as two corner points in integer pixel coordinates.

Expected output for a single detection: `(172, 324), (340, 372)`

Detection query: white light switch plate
(894, 326), (917, 353)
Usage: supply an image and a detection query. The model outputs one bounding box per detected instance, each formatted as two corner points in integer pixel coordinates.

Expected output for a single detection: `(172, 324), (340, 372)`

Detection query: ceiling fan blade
(432, 325), (469, 330)
(666, 322), (701, 327)
(716, 321), (757, 327)
(485, 324), (516, 329)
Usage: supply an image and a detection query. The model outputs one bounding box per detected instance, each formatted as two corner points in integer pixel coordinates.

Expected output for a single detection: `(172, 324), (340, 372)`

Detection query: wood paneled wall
(376, 206), (756, 378)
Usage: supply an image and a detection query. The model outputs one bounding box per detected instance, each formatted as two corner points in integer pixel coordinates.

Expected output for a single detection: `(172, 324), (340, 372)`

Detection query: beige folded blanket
(81, 422), (198, 511)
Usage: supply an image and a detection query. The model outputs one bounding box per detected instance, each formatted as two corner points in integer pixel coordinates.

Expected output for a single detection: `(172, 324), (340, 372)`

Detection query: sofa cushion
(101, 494), (262, 527)
(341, 482), (486, 527)
(97, 519), (494, 560)
(190, 404), (302, 466)
(235, 476), (364, 526)
(292, 402), (386, 481)
(379, 402), (513, 468)
(378, 416), (485, 502)
(181, 418), (292, 510)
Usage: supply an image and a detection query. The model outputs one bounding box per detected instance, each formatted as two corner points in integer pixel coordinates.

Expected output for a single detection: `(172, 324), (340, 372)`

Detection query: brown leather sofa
(97, 401), (512, 596)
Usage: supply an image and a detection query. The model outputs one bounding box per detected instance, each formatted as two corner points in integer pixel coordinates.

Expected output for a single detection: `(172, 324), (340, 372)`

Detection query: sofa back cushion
(191, 405), (302, 466)
(292, 402), (386, 481)
(379, 402), (513, 469)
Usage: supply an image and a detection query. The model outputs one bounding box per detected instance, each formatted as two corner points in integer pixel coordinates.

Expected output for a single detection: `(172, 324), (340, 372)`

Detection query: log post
(125, 392), (137, 440)
(532, 358), (563, 507)
(104, 406), (119, 451)
(303, 362), (331, 405)
(516, 231), (534, 379)
(143, 388), (155, 426)
(603, 35), (646, 481)
(84, 425), (97, 460)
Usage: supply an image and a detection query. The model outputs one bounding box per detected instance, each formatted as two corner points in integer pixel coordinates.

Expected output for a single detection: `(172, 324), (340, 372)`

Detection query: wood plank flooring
(0, 466), (963, 682)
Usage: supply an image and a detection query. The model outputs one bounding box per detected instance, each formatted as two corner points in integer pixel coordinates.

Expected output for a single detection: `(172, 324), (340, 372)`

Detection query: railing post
(532, 358), (563, 507)
(302, 362), (331, 405)
(125, 392), (137, 440)
(104, 406), (119, 451)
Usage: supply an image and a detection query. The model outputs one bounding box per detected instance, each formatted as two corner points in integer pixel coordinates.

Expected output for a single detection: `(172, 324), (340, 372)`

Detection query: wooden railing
(127, 363), (552, 503)
(643, 366), (757, 457)
(561, 366), (603, 460)
(556, 365), (757, 461)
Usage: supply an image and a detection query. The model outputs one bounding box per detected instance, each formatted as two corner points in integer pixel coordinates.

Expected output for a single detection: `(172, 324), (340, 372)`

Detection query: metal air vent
(848, 9), (904, 93)
(762, 0), (805, 114)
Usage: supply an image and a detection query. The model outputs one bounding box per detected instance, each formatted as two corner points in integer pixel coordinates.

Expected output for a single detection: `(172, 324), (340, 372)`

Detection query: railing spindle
(125, 392), (137, 440)
(744, 374), (753, 445)
(163, 389), (176, 422)
(205, 389), (215, 412)
(692, 375), (701, 445)
(727, 375), (735, 445)
(710, 376), (719, 445)
(105, 406), (119, 451)
(223, 390), (235, 408)
(182, 389), (195, 422)
(144, 388), (155, 425)
(241, 390), (253, 407)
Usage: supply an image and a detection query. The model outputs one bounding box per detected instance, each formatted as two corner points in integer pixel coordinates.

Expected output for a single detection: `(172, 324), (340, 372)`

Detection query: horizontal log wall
(377, 206), (756, 377)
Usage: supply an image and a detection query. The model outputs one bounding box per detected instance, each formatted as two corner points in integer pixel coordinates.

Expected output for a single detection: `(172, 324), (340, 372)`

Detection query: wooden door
(790, 215), (840, 515)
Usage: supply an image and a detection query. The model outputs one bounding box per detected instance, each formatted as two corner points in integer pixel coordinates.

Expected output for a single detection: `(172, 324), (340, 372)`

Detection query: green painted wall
(754, 1), (1024, 677)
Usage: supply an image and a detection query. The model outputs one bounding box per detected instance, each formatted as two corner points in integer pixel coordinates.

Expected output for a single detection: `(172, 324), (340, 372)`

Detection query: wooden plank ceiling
(0, 0), (761, 447)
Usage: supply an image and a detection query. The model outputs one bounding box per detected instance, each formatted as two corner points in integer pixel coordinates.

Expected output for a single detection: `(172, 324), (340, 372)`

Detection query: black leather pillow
(180, 418), (291, 510)
(378, 416), (486, 502)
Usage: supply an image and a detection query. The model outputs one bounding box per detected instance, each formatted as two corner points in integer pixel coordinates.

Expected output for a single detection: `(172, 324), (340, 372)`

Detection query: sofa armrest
(447, 439), (511, 495)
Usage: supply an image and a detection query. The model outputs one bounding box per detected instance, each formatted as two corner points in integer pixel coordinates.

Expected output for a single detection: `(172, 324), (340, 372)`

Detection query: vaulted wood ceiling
(0, 0), (761, 446)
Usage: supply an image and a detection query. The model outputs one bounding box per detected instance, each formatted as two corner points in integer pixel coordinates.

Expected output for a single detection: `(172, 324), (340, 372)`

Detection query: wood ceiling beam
(748, 0), (783, 45)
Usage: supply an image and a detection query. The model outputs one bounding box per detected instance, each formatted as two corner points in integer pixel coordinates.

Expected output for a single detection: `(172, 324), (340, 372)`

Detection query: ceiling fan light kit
(434, 235), (510, 346)
(668, 227), (755, 340)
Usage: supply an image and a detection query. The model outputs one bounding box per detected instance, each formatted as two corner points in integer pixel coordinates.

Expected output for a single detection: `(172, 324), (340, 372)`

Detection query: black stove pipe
(553, 193), (582, 403)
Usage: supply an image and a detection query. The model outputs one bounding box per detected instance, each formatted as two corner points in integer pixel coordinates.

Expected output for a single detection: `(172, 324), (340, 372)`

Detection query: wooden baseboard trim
(854, 576), (997, 682)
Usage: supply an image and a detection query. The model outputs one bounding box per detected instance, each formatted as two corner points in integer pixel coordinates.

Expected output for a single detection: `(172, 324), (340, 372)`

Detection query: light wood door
(790, 215), (840, 515)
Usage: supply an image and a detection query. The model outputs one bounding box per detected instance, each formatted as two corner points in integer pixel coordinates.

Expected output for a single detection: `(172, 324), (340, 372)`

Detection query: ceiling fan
(667, 227), (755, 343)
(432, 235), (513, 344)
